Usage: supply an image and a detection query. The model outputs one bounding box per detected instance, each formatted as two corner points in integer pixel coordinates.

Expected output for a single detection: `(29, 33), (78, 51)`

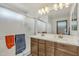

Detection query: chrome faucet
(58, 34), (63, 39)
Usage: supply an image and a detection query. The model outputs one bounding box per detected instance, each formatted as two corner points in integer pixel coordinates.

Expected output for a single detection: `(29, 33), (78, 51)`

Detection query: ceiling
(0, 3), (74, 19)
(48, 4), (74, 19)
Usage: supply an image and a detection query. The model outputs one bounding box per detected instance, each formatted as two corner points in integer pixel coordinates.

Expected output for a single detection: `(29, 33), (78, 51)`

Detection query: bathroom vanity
(30, 34), (79, 56)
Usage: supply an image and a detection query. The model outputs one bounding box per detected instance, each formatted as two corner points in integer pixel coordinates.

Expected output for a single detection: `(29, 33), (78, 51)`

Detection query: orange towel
(5, 35), (14, 49)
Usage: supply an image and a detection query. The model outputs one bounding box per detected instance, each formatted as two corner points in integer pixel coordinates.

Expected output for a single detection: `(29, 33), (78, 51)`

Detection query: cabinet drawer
(56, 43), (77, 53)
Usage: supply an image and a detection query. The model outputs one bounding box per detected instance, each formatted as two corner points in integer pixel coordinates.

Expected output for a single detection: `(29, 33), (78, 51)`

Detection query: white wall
(0, 7), (51, 56)
(22, 17), (35, 56)
(0, 7), (35, 56)
(0, 7), (27, 56)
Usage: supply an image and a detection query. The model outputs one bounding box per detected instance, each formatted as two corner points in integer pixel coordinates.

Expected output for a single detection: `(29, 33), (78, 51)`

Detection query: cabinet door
(55, 43), (77, 56)
(38, 40), (45, 56)
(77, 47), (79, 56)
(31, 38), (38, 56)
(55, 49), (73, 56)
(46, 41), (55, 56)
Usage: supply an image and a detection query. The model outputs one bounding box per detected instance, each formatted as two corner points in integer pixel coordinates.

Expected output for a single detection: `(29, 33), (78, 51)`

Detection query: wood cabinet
(77, 47), (79, 55)
(46, 41), (55, 56)
(31, 38), (38, 56)
(55, 48), (72, 56)
(55, 43), (78, 56)
(31, 38), (78, 56)
(38, 40), (46, 56)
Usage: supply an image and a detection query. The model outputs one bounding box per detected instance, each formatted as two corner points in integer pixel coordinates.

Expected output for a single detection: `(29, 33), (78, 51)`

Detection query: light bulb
(45, 7), (49, 13)
(41, 8), (45, 14)
(65, 3), (70, 8)
(59, 3), (63, 9)
(38, 10), (42, 15)
(53, 4), (58, 11)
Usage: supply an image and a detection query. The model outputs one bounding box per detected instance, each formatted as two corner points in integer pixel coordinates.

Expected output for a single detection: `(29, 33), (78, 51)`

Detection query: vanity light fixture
(59, 3), (63, 9)
(44, 7), (49, 13)
(41, 8), (45, 14)
(38, 3), (70, 15)
(65, 3), (70, 8)
(53, 4), (58, 11)
(38, 7), (50, 15)
(38, 10), (42, 15)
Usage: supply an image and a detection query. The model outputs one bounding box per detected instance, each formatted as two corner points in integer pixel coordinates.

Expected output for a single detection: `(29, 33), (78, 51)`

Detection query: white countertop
(30, 34), (79, 46)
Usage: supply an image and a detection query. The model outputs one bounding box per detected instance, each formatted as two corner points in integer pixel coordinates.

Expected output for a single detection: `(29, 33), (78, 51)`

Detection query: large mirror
(48, 3), (77, 35)
(71, 4), (77, 31)
(35, 20), (47, 34)
(57, 20), (67, 35)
